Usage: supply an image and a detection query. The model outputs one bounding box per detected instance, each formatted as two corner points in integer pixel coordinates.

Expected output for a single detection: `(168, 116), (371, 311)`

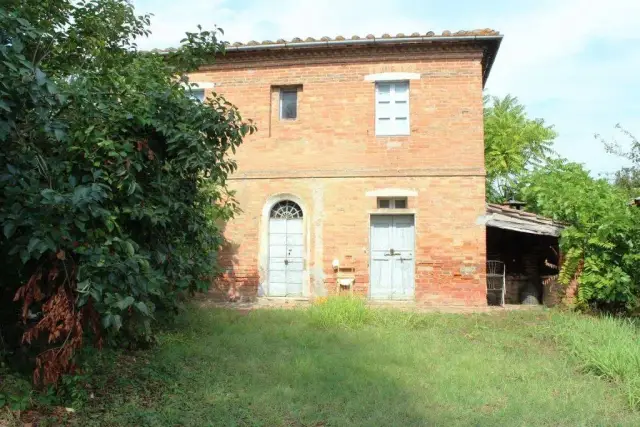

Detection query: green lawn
(76, 299), (640, 426)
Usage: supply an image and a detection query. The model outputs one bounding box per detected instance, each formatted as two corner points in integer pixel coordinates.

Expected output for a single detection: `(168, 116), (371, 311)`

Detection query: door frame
(368, 211), (417, 300)
(259, 194), (310, 298)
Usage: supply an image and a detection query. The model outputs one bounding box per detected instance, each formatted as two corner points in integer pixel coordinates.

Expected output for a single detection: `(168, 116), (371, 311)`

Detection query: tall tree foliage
(0, 1), (254, 384)
(600, 124), (640, 198)
(484, 95), (556, 202)
(483, 98), (640, 312)
(520, 159), (640, 312)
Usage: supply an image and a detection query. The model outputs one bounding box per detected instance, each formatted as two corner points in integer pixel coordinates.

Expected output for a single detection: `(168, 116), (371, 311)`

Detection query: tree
(484, 95), (556, 202)
(0, 1), (254, 384)
(612, 168), (640, 198)
(519, 159), (640, 311)
(599, 124), (640, 198)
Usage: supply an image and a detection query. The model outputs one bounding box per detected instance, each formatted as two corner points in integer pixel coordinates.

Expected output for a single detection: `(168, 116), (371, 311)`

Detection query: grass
(549, 314), (640, 408)
(72, 298), (640, 426)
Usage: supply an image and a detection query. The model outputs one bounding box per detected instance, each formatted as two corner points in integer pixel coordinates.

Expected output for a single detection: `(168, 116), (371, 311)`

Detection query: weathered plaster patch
(312, 182), (326, 296)
(386, 141), (403, 149)
(460, 266), (477, 276)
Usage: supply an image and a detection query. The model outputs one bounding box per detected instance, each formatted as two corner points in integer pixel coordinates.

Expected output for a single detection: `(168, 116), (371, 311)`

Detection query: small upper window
(394, 198), (407, 209)
(378, 198), (408, 209)
(280, 88), (298, 120)
(189, 88), (205, 103)
(375, 81), (409, 136)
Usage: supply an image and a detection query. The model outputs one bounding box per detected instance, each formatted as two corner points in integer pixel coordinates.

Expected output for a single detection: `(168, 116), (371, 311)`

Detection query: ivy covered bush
(0, 0), (254, 384)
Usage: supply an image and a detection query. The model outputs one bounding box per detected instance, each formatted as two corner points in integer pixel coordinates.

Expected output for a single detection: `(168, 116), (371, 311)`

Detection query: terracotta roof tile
(150, 29), (500, 53)
(148, 29), (502, 86)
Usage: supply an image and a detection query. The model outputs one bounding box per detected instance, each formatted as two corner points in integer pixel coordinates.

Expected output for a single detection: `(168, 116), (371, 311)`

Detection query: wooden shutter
(393, 82), (409, 135)
(375, 83), (392, 135)
(375, 82), (410, 135)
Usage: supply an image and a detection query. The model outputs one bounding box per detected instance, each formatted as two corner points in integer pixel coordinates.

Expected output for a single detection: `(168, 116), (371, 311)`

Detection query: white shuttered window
(375, 81), (410, 136)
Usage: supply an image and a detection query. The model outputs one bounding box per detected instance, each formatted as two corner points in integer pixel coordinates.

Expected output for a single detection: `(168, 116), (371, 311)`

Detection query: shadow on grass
(82, 308), (440, 426)
(76, 306), (640, 427)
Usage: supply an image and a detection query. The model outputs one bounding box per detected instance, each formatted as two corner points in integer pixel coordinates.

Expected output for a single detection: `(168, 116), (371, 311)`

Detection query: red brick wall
(195, 44), (488, 305)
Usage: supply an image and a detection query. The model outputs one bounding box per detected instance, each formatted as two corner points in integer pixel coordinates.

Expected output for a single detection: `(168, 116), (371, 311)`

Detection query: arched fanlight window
(270, 200), (303, 219)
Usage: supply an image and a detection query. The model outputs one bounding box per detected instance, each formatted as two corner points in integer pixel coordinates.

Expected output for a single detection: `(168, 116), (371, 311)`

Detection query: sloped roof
(482, 204), (565, 237)
(151, 29), (503, 85)
(150, 29), (500, 52)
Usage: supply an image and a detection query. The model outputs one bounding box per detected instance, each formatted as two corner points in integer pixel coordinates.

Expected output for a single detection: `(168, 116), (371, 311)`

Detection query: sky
(132, 0), (640, 176)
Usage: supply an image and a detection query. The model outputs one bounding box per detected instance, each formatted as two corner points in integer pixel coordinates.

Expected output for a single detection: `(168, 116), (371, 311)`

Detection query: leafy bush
(0, 370), (33, 411)
(0, 1), (254, 384)
(520, 159), (640, 311)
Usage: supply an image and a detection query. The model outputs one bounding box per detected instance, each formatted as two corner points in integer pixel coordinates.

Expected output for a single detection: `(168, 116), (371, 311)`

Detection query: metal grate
(270, 201), (303, 219)
(487, 260), (506, 306)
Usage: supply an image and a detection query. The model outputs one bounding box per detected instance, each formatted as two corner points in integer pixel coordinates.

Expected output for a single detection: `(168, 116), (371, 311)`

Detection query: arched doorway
(268, 200), (304, 296)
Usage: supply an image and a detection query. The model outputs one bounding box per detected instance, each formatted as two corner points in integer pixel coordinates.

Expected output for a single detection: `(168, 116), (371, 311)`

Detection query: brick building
(190, 30), (503, 306)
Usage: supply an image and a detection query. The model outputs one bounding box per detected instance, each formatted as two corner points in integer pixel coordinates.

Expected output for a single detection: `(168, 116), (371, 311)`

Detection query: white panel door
(390, 215), (415, 299)
(370, 216), (393, 299)
(370, 215), (415, 299)
(268, 217), (303, 296)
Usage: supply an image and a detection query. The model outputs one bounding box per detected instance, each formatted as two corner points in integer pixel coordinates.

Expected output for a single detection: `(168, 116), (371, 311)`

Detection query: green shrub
(0, 364), (34, 411)
(0, 1), (254, 385)
(521, 159), (640, 311)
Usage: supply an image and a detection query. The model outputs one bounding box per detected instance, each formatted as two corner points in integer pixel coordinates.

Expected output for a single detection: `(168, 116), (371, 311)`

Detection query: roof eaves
(221, 33), (503, 86)
(150, 30), (503, 84)
(223, 34), (503, 52)
(484, 203), (566, 236)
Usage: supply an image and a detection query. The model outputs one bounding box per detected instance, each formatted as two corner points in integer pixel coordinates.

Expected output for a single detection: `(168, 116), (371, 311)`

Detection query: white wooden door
(370, 215), (415, 299)
(268, 201), (304, 296)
